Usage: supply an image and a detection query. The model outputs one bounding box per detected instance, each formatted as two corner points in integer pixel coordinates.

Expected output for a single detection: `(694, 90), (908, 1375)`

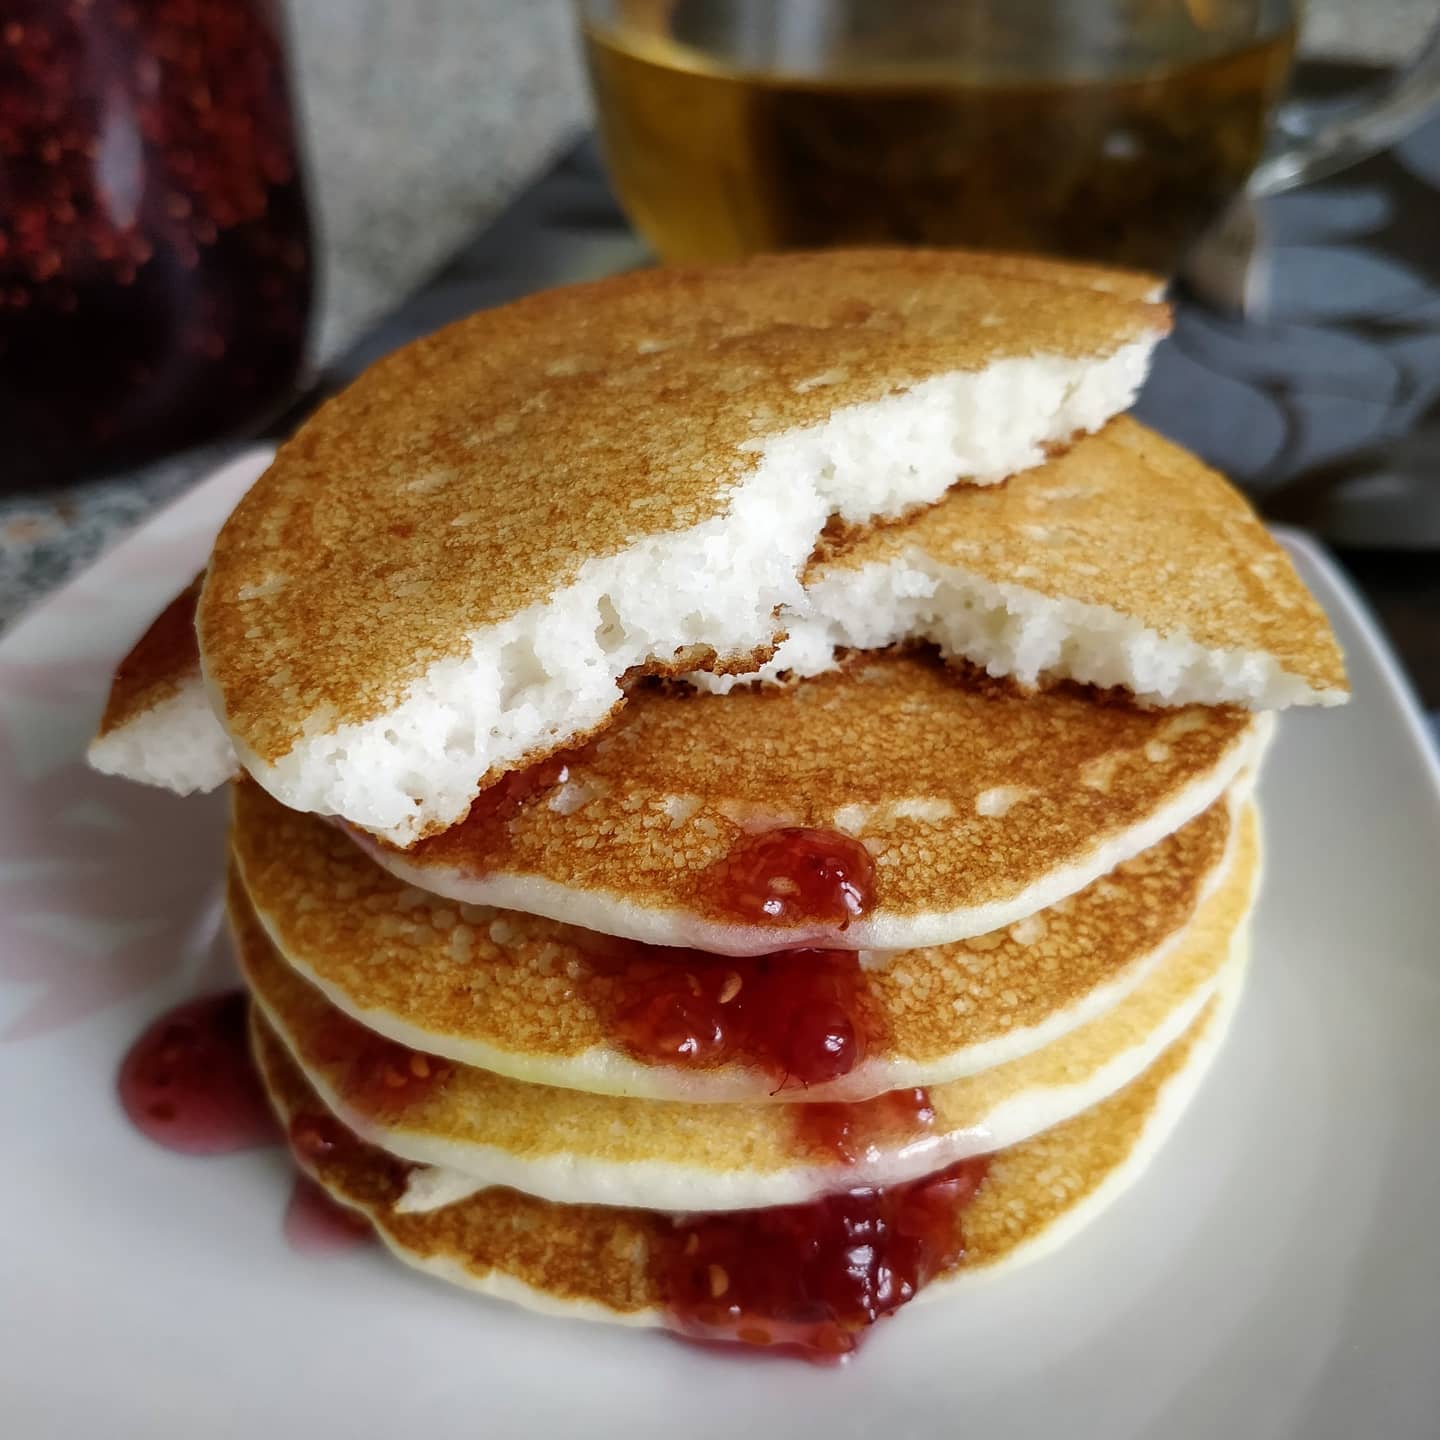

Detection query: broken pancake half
(231, 770), (1251, 1103)
(90, 420), (1339, 826)
(236, 803), (1257, 1210)
(697, 417), (1348, 709)
(198, 249), (1168, 844)
(87, 576), (236, 795)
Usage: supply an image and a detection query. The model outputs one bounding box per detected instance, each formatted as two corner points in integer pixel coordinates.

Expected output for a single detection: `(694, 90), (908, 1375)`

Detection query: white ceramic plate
(2, 456), (1438, 1440)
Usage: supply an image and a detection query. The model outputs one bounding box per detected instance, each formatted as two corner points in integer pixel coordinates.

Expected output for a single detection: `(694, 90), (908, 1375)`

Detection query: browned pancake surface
(95, 575), (205, 737)
(389, 652), (1253, 936)
(818, 417), (1347, 697)
(238, 805), (1252, 1195)
(251, 995), (1211, 1317)
(199, 250), (1167, 765)
(232, 772), (1237, 1097)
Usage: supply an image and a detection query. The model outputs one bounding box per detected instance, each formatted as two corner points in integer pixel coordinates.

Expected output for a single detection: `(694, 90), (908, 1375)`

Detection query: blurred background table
(2, 0), (1436, 711)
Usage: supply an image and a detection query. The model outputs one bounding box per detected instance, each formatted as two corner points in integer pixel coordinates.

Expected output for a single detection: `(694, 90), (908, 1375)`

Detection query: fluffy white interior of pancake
(226, 342), (1156, 845)
(280, 939), (1245, 1331)
(364, 710), (1273, 959)
(86, 673), (236, 794)
(692, 551), (1347, 709)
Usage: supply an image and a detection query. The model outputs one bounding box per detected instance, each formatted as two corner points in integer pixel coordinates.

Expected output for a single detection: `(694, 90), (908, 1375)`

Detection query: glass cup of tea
(578, 0), (1440, 274)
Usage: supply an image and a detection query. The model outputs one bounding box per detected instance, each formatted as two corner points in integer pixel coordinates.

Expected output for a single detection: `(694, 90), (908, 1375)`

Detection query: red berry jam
(308, 1005), (453, 1118)
(121, 993), (385, 1256)
(460, 754), (576, 831)
(283, 1175), (374, 1254)
(795, 1088), (938, 1165)
(658, 1156), (989, 1360)
(288, 1111), (349, 1162)
(706, 827), (877, 929)
(596, 944), (883, 1090)
(117, 990), (277, 1154)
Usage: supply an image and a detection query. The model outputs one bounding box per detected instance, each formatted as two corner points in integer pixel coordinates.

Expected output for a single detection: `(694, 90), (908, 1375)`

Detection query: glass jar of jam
(0, 0), (314, 487)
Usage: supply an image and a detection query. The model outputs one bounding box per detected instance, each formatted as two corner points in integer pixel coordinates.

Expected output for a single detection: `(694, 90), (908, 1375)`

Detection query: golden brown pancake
(236, 804), (1256, 1210)
(198, 249), (1168, 845)
(360, 651), (1268, 953)
(86, 576), (237, 794)
(231, 774), (1248, 1102)
(250, 967), (1232, 1332)
(713, 416), (1347, 708)
(95, 575), (203, 738)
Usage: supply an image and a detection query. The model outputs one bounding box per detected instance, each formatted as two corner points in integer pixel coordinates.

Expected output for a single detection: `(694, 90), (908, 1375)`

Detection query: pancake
(249, 953), (1240, 1340)
(236, 804), (1257, 1211)
(87, 577), (236, 794)
(231, 774), (1249, 1103)
(358, 651), (1270, 953)
(696, 417), (1348, 709)
(197, 250), (1168, 845)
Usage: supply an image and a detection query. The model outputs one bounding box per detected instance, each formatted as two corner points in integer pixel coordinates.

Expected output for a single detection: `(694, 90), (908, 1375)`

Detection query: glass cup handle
(1250, 22), (1440, 196)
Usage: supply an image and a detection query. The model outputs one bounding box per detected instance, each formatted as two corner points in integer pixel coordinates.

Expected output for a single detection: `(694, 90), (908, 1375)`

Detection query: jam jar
(0, 0), (314, 486)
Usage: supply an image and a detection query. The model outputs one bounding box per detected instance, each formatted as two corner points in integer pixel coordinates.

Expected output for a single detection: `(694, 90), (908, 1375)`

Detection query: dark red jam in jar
(658, 1156), (990, 1360)
(707, 827), (878, 930)
(0, 0), (313, 485)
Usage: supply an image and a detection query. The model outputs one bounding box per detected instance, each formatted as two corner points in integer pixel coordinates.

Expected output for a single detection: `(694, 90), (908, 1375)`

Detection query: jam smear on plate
(117, 990), (277, 1154)
(119, 991), (374, 1253)
(283, 1174), (374, 1253)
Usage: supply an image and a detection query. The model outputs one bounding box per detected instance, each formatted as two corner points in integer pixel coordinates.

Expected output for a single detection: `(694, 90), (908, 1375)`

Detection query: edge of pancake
(249, 942), (1242, 1330)
(346, 708), (1273, 958)
(233, 775), (1256, 1104)
(928, 919), (1247, 1293)
(239, 799), (1255, 1209)
(692, 418), (1348, 710)
(86, 576), (238, 795)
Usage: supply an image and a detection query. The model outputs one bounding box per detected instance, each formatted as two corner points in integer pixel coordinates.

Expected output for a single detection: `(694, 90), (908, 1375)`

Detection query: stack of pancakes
(91, 252), (1346, 1360)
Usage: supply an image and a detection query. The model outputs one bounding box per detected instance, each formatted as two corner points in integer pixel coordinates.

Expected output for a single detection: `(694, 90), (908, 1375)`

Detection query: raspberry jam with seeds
(597, 945), (882, 1090)
(796, 1087), (938, 1165)
(707, 827), (877, 929)
(0, 0), (313, 485)
(117, 990), (278, 1154)
(657, 1156), (989, 1360)
(308, 1004), (453, 1117)
(120, 993), (380, 1256)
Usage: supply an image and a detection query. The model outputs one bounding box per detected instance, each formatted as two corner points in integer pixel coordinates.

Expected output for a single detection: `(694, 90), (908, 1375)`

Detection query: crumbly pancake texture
(198, 250), (1168, 844)
(87, 577), (236, 794)
(697, 416), (1347, 709)
(237, 806), (1257, 1210)
(231, 772), (1246, 1102)
(250, 966), (1233, 1330)
(361, 651), (1267, 953)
